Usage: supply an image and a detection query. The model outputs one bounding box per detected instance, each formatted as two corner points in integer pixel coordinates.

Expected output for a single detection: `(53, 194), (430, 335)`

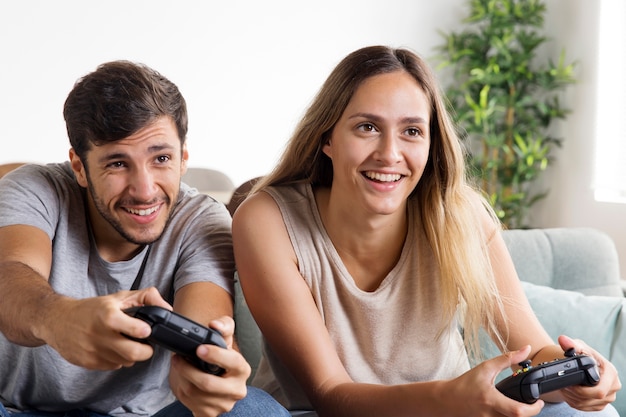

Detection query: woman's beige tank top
(252, 183), (470, 410)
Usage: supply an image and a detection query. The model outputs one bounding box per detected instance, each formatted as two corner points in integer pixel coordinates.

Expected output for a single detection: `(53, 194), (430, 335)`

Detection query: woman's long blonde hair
(253, 45), (507, 359)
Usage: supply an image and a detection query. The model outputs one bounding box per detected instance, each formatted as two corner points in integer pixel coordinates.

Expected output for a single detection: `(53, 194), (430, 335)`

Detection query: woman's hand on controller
(435, 345), (545, 416)
(557, 335), (621, 411)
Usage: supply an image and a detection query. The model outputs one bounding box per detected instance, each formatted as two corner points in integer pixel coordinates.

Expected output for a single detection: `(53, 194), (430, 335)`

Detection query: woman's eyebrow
(348, 112), (428, 124)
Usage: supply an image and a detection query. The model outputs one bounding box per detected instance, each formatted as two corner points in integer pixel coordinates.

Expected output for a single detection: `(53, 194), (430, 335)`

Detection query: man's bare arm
(0, 224), (56, 345)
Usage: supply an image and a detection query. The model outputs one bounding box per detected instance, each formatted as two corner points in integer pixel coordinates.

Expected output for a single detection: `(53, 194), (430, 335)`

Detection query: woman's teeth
(364, 171), (402, 182)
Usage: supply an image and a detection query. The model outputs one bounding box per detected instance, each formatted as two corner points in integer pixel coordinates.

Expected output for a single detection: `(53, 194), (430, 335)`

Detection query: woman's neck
(314, 187), (408, 291)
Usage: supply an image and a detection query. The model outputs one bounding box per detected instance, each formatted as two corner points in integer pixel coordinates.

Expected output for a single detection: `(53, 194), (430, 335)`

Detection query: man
(0, 61), (288, 417)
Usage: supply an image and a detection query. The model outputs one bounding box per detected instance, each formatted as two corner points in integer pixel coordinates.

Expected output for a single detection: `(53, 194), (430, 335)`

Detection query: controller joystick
(564, 348), (576, 357)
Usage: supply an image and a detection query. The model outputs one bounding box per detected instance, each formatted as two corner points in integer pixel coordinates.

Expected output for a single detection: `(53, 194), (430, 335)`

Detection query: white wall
(0, 0), (466, 185)
(1, 0), (624, 277)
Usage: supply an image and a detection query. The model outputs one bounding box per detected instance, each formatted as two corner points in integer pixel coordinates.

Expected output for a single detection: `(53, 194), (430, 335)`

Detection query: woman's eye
(358, 123), (377, 132)
(406, 127), (421, 137)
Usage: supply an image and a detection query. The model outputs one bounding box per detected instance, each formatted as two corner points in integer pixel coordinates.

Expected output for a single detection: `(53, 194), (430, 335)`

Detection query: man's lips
(121, 203), (163, 224)
(124, 206), (159, 216)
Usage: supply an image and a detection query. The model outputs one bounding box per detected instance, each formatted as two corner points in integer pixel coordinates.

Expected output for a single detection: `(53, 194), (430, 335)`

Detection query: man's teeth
(365, 172), (402, 182)
(126, 206), (158, 216)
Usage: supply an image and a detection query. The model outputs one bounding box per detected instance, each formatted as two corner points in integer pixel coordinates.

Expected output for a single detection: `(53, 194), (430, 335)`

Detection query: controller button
(564, 348), (577, 357)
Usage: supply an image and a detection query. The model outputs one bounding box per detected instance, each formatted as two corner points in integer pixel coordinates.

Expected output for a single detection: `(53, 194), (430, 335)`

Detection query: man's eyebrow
(96, 143), (176, 164)
(98, 152), (128, 164)
(147, 143), (176, 153)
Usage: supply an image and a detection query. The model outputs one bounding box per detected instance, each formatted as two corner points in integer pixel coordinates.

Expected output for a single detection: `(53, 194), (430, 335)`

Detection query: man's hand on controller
(168, 316), (251, 417)
(556, 335), (621, 412)
(36, 286), (172, 370)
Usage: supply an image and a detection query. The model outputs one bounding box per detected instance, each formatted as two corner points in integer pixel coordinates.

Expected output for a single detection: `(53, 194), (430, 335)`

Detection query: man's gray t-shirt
(0, 162), (235, 416)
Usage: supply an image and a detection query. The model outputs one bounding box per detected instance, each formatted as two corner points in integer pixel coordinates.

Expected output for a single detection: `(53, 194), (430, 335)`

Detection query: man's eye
(108, 161), (126, 168)
(156, 155), (171, 163)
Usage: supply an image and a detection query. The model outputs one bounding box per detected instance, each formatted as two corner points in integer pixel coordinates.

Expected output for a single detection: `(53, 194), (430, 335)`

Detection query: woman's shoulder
(266, 181), (312, 201)
(413, 185), (500, 239)
(240, 182), (312, 211)
(234, 182), (319, 234)
(463, 185), (501, 239)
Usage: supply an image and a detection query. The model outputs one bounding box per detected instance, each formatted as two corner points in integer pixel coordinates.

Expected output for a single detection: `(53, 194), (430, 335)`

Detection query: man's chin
(115, 212), (171, 245)
(133, 234), (163, 246)
(121, 228), (165, 246)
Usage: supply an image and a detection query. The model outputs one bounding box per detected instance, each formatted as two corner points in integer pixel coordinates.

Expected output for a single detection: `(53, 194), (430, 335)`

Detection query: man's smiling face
(71, 116), (187, 256)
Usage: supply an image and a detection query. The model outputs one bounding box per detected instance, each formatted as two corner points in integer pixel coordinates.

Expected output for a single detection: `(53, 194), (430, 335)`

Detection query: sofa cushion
(502, 228), (623, 297)
(521, 281), (625, 359)
(234, 273), (262, 381)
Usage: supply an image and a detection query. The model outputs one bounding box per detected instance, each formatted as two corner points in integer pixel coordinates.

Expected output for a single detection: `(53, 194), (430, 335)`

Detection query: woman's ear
(322, 137), (332, 159)
(69, 148), (88, 188)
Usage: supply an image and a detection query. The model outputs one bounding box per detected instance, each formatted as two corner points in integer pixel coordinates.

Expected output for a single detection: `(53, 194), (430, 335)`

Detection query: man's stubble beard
(86, 181), (174, 246)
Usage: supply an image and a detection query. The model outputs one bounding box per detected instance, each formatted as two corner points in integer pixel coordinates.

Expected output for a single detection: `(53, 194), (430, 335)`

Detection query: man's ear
(69, 148), (88, 188)
(181, 143), (189, 176)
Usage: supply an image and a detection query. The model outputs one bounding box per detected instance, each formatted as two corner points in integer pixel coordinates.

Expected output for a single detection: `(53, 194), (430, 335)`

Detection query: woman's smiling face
(323, 70), (431, 215)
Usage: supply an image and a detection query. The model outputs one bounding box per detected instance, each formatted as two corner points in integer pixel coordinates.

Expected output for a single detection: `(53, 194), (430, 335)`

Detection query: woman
(231, 45), (620, 417)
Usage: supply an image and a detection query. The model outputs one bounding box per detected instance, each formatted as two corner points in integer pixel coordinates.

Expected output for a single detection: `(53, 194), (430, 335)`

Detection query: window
(594, 0), (626, 203)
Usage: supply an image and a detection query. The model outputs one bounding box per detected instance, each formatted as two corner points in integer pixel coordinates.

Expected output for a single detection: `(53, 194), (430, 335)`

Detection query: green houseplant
(435, 0), (576, 228)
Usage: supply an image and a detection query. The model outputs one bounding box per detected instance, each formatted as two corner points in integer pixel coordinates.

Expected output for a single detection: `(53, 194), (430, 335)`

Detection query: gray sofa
(234, 227), (626, 414)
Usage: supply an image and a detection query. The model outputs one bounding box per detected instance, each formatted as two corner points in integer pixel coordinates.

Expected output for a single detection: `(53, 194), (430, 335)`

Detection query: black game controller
(124, 305), (227, 375)
(496, 348), (600, 403)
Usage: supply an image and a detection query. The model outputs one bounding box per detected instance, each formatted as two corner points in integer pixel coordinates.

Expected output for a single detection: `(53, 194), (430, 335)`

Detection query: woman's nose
(375, 133), (402, 164)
